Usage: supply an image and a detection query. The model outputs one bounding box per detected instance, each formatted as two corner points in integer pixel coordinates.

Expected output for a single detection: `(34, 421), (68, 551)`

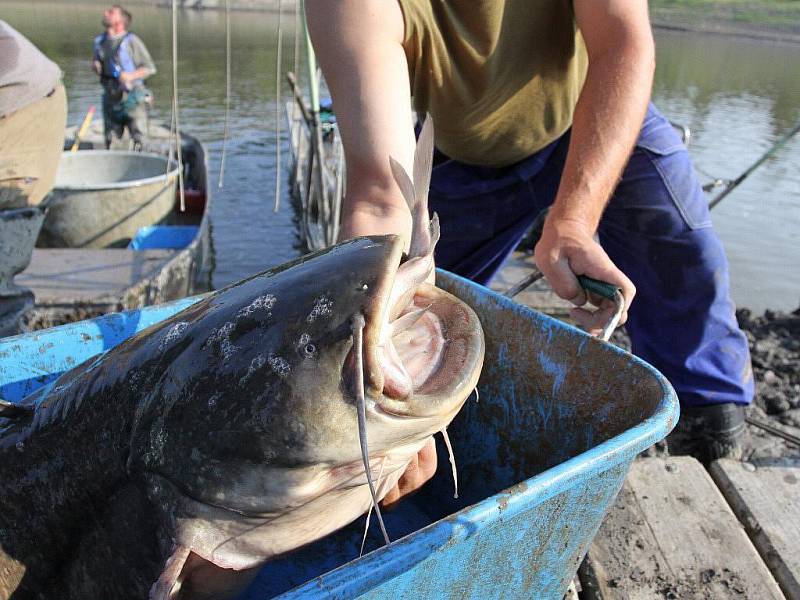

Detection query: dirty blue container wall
(128, 225), (199, 250)
(241, 271), (679, 599)
(0, 295), (203, 401)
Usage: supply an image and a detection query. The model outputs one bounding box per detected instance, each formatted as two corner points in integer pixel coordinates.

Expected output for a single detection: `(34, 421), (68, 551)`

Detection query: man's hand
(534, 216), (635, 336)
(380, 438), (437, 509)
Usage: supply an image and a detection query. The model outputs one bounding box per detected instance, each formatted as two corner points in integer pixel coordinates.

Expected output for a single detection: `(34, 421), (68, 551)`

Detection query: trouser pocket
(630, 104), (712, 231)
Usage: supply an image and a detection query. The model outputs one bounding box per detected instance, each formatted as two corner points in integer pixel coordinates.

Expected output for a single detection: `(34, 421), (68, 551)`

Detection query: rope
(274, 0), (284, 212)
(165, 68), (176, 174)
(171, 0), (185, 212)
(293, 0), (300, 107)
(218, 0), (231, 189)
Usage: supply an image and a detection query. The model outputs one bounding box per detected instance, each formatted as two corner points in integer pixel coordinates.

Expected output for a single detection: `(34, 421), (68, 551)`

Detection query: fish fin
(149, 545), (191, 600)
(0, 398), (33, 420)
(352, 314), (391, 546)
(408, 116), (436, 258)
(413, 114), (434, 211)
(389, 156), (416, 213)
(429, 212), (440, 248)
(390, 304), (432, 336)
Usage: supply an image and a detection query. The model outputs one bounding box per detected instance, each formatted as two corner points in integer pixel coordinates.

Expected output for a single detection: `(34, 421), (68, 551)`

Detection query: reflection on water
(653, 31), (800, 312)
(2, 2), (799, 311)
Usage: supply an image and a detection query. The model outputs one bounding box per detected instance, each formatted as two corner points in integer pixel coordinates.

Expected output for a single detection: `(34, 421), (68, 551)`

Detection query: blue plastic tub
(0, 271), (678, 599)
(128, 225), (198, 250)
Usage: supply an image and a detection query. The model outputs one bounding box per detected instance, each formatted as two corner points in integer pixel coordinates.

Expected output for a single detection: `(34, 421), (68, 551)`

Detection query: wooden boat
(16, 123), (212, 329)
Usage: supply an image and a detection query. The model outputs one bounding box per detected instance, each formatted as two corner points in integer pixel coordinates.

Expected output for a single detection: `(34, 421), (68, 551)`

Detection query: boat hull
(13, 126), (212, 330)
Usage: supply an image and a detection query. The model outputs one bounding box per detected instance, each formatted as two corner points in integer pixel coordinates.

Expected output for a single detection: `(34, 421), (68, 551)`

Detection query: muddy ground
(737, 306), (800, 459)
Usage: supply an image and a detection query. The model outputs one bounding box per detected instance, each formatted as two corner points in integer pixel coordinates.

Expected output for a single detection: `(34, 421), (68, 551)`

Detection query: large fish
(0, 118), (484, 599)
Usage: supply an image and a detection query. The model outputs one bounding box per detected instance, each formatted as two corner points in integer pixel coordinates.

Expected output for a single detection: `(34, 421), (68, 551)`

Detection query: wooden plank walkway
(580, 457), (785, 599)
(711, 458), (800, 599)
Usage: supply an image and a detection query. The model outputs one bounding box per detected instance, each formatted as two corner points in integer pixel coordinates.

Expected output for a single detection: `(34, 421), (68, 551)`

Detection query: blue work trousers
(428, 104), (754, 408)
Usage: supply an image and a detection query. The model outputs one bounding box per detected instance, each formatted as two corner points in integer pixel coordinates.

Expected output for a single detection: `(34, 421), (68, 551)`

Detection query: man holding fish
(305, 0), (754, 488)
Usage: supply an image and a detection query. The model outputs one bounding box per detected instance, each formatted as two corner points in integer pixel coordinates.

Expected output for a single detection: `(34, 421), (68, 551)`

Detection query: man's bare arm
(305, 0), (438, 503)
(534, 0), (654, 335)
(119, 66), (153, 85)
(305, 0), (416, 247)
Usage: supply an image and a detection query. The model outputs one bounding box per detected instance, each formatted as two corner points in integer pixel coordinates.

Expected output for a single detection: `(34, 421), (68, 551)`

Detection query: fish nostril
(303, 343), (317, 357)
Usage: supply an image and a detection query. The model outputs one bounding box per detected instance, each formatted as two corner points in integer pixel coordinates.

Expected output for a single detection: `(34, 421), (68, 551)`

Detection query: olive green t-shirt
(398, 0), (588, 167)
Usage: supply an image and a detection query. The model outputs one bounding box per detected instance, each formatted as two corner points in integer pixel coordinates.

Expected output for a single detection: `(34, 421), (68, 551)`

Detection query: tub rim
(53, 150), (180, 191)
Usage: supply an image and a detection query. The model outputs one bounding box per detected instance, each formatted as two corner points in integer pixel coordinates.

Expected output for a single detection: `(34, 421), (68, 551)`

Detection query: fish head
(131, 233), (483, 590)
(130, 234), (401, 499)
(132, 230), (482, 515)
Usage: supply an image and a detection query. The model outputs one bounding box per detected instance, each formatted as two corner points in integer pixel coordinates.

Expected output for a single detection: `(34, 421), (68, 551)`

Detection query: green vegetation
(650, 0), (800, 38)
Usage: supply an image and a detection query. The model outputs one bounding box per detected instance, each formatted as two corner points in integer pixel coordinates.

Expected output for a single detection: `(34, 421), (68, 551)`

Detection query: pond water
(2, 1), (799, 312)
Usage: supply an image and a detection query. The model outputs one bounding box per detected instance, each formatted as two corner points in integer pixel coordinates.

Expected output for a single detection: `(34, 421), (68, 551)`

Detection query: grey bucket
(39, 151), (179, 249)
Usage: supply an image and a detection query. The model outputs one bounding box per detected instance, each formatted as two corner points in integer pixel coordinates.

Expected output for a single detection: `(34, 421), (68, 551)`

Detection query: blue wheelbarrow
(0, 271), (678, 599)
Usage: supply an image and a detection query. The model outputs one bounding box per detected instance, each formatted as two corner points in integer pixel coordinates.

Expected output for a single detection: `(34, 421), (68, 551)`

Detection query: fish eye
(303, 343), (316, 357)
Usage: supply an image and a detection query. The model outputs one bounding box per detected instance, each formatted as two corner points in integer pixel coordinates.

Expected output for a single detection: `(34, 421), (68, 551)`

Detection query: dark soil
(737, 306), (800, 459)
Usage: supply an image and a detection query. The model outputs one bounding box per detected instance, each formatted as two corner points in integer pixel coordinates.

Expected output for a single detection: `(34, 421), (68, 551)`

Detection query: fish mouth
(357, 241), (484, 419)
(375, 281), (484, 418)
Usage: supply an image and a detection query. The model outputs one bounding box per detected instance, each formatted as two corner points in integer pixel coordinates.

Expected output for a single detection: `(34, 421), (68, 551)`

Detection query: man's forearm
(306, 0), (415, 247)
(337, 195), (412, 243)
(550, 40), (654, 230)
(130, 67), (153, 80)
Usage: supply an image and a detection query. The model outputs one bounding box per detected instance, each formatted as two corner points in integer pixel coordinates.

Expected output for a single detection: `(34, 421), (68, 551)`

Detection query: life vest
(93, 31), (140, 88)
(94, 32), (149, 123)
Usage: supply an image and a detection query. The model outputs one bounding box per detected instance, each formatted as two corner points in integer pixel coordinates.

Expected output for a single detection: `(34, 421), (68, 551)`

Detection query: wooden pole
(299, 1), (330, 246)
(70, 106), (96, 152)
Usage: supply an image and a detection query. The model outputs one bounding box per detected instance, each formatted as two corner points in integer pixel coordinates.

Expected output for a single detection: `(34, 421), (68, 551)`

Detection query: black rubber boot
(667, 402), (745, 464)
